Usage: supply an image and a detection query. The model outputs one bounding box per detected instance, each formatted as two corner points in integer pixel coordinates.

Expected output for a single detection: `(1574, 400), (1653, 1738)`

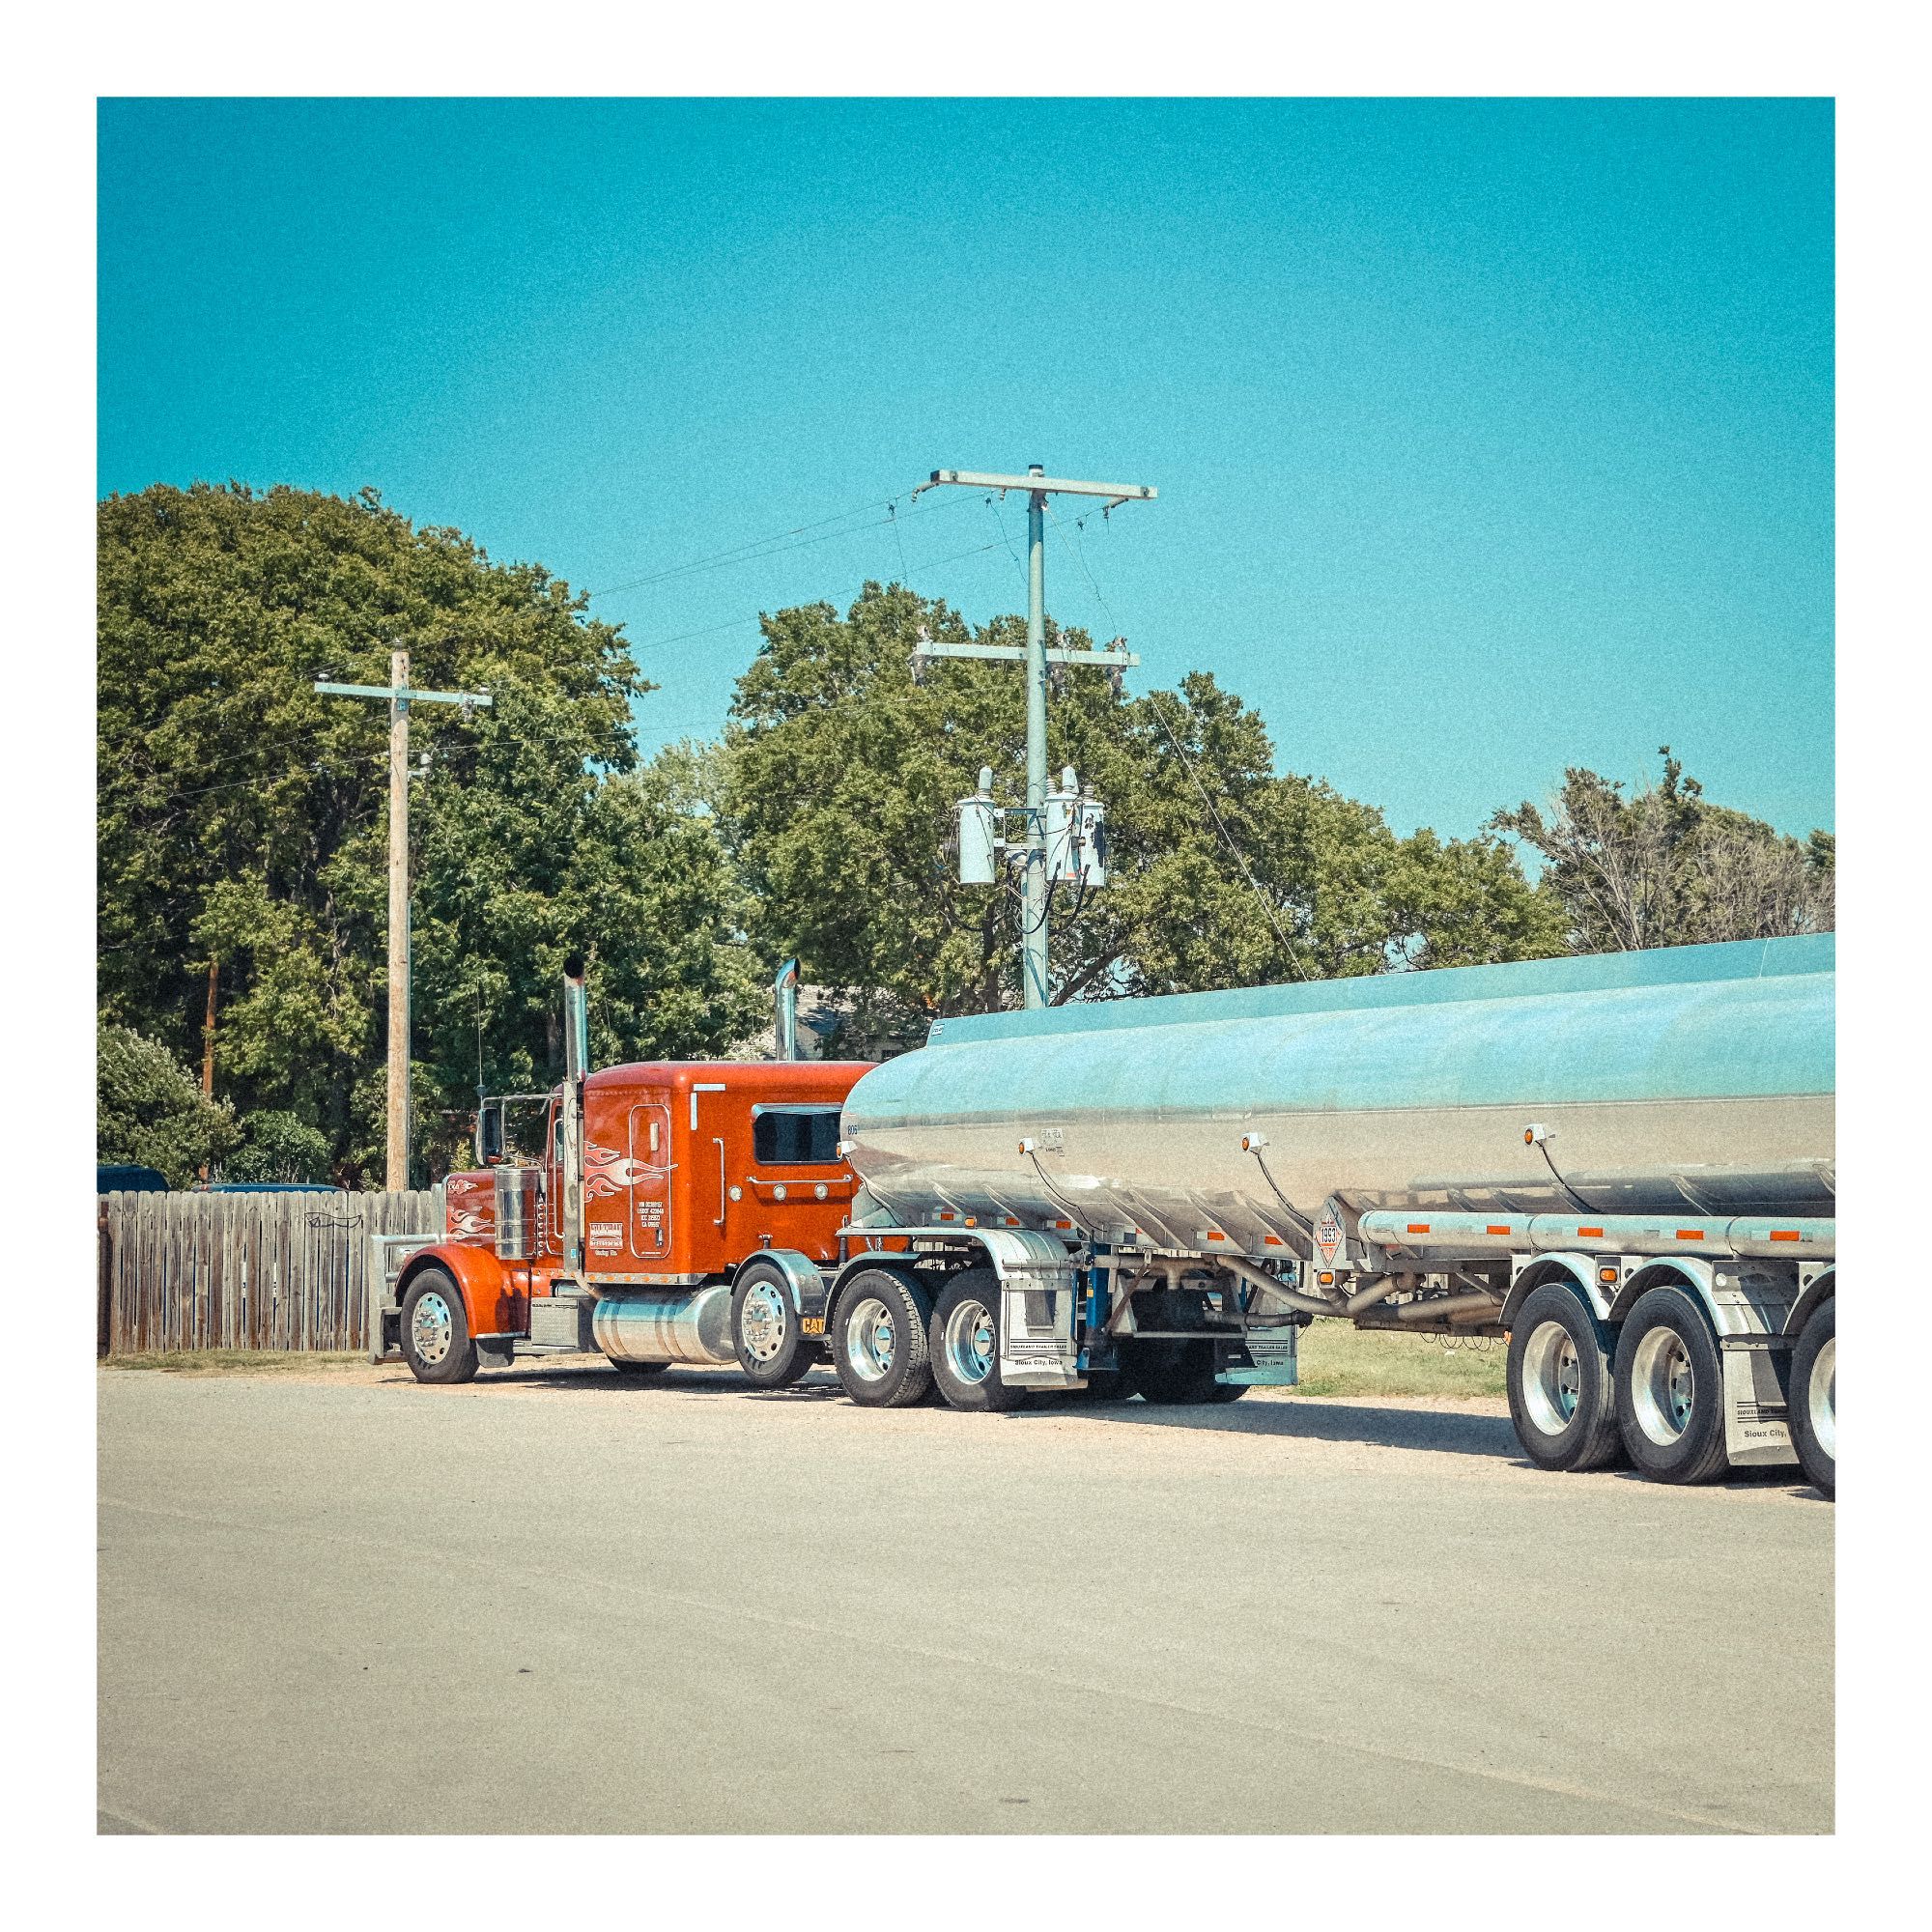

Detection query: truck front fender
(396, 1242), (528, 1339)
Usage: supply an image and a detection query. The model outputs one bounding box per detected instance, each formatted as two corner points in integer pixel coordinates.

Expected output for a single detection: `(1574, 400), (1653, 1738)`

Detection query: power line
(1044, 500), (1310, 982)
(590, 487), (969, 598)
(626, 538), (1011, 652)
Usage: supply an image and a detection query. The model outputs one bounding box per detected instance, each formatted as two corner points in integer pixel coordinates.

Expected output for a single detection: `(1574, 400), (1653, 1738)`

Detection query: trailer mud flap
(1215, 1325), (1299, 1387)
(1722, 1335), (1798, 1467)
(974, 1228), (1084, 1389)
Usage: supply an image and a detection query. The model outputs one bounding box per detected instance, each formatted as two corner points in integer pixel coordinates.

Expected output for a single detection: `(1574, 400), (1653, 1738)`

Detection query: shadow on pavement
(1037, 1393), (1520, 1461)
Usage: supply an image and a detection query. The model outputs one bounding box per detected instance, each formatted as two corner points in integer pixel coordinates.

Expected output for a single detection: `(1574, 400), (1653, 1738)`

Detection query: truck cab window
(753, 1107), (842, 1165)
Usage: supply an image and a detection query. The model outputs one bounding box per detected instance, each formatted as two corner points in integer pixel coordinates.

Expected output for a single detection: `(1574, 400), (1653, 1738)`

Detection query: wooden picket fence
(98, 1187), (444, 1355)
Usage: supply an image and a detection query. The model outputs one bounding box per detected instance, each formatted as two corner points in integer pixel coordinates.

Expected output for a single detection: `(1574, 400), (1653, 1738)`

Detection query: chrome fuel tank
(591, 1285), (735, 1365)
(841, 936), (1834, 1249)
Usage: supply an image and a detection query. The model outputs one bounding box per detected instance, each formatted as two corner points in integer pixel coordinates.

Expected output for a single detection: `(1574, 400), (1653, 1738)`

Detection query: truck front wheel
(833, 1269), (933, 1408)
(400, 1268), (479, 1385)
(1613, 1286), (1730, 1484)
(1787, 1299), (1834, 1497)
(1506, 1280), (1622, 1472)
(731, 1262), (820, 1389)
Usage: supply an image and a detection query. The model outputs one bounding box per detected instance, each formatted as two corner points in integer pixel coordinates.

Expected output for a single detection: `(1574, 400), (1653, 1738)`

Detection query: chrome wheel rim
(844, 1295), (895, 1383)
(1520, 1319), (1582, 1437)
(942, 1295), (997, 1387)
(411, 1290), (453, 1367)
(1631, 1326), (1696, 1446)
(741, 1281), (789, 1364)
(1810, 1335), (1835, 1461)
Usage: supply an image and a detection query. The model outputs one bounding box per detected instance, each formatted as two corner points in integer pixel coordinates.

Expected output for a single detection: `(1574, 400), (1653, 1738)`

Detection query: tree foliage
(723, 583), (1566, 1035)
(97, 1024), (238, 1187)
(1491, 748), (1834, 952)
(99, 483), (763, 1183)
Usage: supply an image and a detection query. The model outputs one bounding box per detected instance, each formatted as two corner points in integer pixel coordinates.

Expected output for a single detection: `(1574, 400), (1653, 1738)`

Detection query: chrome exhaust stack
(559, 955), (588, 1280)
(774, 956), (803, 1061)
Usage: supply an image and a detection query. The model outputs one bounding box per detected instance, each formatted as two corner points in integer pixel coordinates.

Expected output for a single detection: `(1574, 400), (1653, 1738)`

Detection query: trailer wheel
(1613, 1286), (1730, 1484)
(1787, 1299), (1834, 1497)
(928, 1269), (1027, 1412)
(1505, 1280), (1621, 1472)
(400, 1268), (478, 1385)
(833, 1268), (933, 1408)
(1120, 1290), (1247, 1405)
(731, 1262), (820, 1389)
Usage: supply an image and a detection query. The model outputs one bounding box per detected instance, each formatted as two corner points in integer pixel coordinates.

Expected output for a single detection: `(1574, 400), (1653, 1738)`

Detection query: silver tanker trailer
(799, 933), (1833, 1493)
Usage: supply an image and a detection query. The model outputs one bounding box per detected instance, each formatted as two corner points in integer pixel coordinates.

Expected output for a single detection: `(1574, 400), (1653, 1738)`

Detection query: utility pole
(910, 466), (1154, 1008)
(201, 957), (218, 1096)
(315, 650), (492, 1189)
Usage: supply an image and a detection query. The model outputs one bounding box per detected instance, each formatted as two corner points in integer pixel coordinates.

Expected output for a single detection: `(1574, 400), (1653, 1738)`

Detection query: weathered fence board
(98, 1188), (444, 1355)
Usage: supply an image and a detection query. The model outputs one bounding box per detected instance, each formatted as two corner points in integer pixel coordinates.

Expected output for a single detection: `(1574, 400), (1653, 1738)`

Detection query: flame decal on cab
(585, 1142), (655, 1199)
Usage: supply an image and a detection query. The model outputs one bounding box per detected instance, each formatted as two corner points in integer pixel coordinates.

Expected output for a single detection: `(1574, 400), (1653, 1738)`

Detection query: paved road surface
(98, 1362), (1833, 1833)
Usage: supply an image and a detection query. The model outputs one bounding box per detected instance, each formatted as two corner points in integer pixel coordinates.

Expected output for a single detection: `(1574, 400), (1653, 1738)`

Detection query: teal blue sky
(98, 97), (1833, 841)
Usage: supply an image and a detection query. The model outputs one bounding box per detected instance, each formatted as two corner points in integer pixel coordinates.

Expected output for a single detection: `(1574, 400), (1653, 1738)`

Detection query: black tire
(608, 1357), (668, 1378)
(1787, 1299), (1834, 1498)
(400, 1267), (479, 1385)
(927, 1269), (1027, 1412)
(832, 1268), (933, 1408)
(1119, 1287), (1245, 1405)
(1505, 1278), (1623, 1472)
(1613, 1285), (1730, 1484)
(730, 1261), (820, 1389)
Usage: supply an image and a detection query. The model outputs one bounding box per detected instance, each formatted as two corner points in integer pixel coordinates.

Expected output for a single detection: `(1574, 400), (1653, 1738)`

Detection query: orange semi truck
(375, 960), (876, 1390)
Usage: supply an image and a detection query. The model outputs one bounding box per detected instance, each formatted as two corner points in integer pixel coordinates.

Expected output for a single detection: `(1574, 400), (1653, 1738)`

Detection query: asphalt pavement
(98, 1360), (1833, 1833)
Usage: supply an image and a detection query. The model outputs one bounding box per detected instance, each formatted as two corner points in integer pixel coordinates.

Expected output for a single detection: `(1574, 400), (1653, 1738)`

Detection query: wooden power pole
(315, 648), (492, 1190)
(201, 957), (219, 1095)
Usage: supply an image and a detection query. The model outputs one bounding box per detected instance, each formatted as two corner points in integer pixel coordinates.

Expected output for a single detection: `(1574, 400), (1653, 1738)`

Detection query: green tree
(1491, 748), (1834, 952)
(723, 583), (1563, 1028)
(99, 482), (763, 1182)
(226, 1110), (332, 1184)
(97, 1024), (239, 1186)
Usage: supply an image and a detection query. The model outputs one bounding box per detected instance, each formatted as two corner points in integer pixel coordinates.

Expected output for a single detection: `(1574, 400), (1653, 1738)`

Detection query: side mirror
(477, 1101), (504, 1166)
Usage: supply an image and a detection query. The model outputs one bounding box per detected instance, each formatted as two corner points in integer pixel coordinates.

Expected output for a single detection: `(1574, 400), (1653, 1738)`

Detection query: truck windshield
(753, 1107), (842, 1165)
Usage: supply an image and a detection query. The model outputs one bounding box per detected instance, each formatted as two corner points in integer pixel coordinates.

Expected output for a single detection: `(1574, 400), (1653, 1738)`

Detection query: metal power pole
(386, 648), (412, 1191)
(1022, 473), (1050, 1008)
(911, 466), (1154, 1008)
(315, 652), (492, 1189)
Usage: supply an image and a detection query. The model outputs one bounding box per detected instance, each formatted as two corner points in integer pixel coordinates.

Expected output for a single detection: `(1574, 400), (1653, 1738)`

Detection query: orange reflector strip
(1487, 1225), (1512, 1236)
(1676, 1229), (1704, 1241)
(1406, 1222), (1430, 1234)
(1207, 1230), (1226, 1241)
(1054, 1219), (1071, 1230)
(1771, 1230), (1801, 1241)
(1577, 1226), (1605, 1238)
(1264, 1236), (1284, 1247)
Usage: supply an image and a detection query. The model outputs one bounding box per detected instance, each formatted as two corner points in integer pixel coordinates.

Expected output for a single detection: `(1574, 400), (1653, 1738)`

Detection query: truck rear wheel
(731, 1262), (820, 1389)
(1506, 1280), (1621, 1472)
(833, 1268), (933, 1408)
(400, 1268), (479, 1385)
(1787, 1299), (1834, 1497)
(928, 1269), (1027, 1412)
(1614, 1286), (1729, 1484)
